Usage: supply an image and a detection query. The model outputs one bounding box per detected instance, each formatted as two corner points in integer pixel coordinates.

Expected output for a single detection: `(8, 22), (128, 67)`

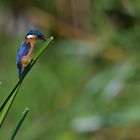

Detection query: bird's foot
(31, 56), (35, 61)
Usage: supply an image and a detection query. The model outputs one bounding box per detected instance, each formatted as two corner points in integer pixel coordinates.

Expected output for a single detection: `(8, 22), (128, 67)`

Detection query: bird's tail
(18, 67), (23, 78)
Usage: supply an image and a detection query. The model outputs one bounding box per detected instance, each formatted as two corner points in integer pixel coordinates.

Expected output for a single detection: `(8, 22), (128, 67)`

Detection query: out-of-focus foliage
(0, 0), (140, 140)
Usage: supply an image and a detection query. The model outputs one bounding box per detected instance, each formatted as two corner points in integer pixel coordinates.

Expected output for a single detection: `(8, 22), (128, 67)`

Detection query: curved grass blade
(10, 108), (29, 140)
(0, 82), (22, 128)
(0, 36), (53, 127)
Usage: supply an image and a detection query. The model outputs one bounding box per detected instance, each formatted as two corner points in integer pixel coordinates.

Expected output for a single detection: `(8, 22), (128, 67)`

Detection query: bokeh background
(0, 0), (140, 139)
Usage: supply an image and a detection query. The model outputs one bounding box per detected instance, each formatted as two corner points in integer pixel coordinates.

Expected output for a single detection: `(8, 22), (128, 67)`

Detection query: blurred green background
(0, 0), (140, 139)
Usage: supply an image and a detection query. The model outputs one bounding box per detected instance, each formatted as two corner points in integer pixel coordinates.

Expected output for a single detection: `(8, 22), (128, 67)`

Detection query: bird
(16, 29), (47, 78)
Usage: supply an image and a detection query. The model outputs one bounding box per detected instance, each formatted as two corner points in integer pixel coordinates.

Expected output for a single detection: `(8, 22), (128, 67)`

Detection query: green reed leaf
(10, 108), (29, 140)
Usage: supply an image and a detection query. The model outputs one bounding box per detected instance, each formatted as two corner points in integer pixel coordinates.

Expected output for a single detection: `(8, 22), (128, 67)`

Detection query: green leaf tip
(24, 108), (29, 112)
(50, 36), (54, 40)
(10, 108), (29, 140)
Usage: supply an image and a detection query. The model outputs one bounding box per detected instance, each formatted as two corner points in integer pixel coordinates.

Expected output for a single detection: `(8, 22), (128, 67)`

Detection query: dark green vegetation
(0, 0), (140, 140)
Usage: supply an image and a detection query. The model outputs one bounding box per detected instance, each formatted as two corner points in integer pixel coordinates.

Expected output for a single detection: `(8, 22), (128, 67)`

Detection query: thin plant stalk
(10, 108), (29, 140)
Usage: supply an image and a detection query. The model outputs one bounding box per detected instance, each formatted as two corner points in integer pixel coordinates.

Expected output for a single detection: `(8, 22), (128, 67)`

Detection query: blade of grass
(0, 36), (53, 127)
(9, 108), (29, 140)
(0, 82), (22, 128)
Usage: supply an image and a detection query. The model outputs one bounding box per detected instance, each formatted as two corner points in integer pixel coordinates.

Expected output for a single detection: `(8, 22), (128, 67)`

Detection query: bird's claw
(31, 56), (35, 61)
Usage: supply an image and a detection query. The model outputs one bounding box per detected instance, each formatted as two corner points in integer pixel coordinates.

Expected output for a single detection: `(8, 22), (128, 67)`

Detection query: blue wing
(16, 41), (31, 77)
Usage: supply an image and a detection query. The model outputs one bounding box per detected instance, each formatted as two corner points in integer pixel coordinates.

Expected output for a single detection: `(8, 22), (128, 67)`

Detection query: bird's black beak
(39, 35), (47, 41)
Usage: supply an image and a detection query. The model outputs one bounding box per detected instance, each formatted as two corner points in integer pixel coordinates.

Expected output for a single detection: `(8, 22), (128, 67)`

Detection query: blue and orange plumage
(16, 30), (47, 78)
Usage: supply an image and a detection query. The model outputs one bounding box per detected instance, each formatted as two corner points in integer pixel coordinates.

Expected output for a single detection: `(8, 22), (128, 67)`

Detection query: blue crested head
(26, 30), (43, 36)
(25, 29), (47, 41)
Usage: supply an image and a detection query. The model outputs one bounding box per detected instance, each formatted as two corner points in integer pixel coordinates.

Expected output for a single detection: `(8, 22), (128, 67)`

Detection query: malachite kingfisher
(16, 29), (47, 78)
